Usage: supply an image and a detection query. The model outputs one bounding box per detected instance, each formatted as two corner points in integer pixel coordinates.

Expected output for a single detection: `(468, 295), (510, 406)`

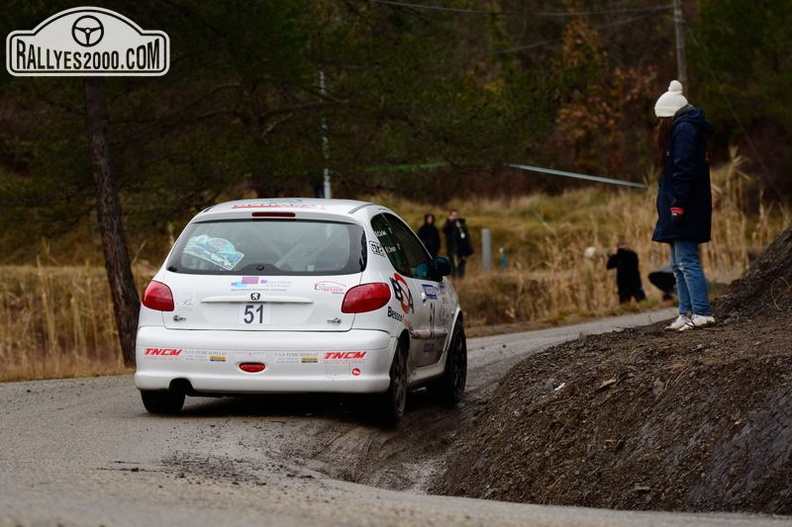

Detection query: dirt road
(1, 309), (787, 526)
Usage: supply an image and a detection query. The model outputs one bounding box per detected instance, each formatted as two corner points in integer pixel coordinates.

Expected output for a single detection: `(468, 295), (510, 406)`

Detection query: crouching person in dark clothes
(648, 267), (676, 301)
(607, 239), (647, 303)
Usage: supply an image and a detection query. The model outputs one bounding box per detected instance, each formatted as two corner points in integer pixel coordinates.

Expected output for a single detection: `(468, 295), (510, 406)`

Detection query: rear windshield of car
(166, 219), (367, 276)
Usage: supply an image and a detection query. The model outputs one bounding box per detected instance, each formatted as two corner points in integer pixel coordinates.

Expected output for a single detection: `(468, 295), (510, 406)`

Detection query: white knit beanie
(654, 80), (688, 118)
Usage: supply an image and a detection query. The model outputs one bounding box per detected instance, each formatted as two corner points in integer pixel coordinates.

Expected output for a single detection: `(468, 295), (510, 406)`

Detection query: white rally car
(135, 198), (466, 425)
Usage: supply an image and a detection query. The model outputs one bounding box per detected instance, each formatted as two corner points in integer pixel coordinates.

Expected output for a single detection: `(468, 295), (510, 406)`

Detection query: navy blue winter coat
(652, 106), (714, 244)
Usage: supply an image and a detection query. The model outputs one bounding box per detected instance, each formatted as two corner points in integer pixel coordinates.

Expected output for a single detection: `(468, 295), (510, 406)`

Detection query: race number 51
(239, 304), (271, 325)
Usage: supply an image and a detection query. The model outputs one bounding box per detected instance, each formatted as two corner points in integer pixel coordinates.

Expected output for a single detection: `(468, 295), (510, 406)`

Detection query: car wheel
(140, 389), (185, 415)
(379, 340), (408, 427)
(430, 323), (467, 407)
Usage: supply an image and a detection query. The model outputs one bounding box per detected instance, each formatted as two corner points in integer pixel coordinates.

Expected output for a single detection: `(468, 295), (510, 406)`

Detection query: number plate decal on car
(238, 303), (272, 325)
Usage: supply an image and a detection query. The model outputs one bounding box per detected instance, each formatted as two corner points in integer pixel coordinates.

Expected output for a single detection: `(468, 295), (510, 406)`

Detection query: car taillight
(342, 283), (391, 313)
(142, 280), (175, 312)
(239, 363), (266, 373)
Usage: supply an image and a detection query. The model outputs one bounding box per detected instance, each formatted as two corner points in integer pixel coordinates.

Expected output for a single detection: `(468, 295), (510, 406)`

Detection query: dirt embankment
(431, 225), (792, 515)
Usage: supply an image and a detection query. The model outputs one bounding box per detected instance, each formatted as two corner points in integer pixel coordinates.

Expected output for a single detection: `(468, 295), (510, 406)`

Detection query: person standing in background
(652, 80), (716, 331)
(442, 209), (474, 278)
(417, 213), (441, 257)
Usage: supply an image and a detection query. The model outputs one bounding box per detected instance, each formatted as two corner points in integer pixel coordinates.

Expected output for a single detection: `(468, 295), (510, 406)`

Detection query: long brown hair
(655, 117), (673, 170)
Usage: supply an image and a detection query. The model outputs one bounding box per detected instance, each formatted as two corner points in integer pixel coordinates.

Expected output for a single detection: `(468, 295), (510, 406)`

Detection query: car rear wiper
(238, 262), (273, 273)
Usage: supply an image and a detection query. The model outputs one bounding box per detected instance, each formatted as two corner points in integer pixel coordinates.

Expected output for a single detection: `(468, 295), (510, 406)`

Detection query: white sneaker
(665, 315), (690, 331)
(678, 314), (716, 331)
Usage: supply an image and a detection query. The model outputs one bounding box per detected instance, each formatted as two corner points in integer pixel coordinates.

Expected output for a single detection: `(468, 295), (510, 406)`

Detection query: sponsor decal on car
(387, 306), (403, 322)
(160, 349), (234, 362)
(369, 241), (385, 257)
(275, 351), (319, 364)
(231, 200), (327, 210)
(174, 292), (195, 311)
(185, 235), (244, 270)
(390, 274), (414, 313)
(231, 278), (291, 291)
(313, 281), (346, 294)
(144, 347), (182, 357)
(422, 284), (439, 300)
(351, 367), (361, 376)
(323, 351), (367, 362)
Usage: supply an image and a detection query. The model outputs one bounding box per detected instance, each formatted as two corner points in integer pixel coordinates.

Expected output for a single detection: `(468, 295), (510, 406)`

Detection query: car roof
(192, 198), (390, 222)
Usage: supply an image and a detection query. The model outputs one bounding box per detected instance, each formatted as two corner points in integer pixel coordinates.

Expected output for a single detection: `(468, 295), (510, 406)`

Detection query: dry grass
(1, 157), (787, 380)
(0, 264), (141, 381)
(378, 154), (788, 328)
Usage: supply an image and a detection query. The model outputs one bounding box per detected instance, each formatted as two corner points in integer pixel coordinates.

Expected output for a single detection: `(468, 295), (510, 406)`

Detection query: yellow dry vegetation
(1, 156), (786, 380)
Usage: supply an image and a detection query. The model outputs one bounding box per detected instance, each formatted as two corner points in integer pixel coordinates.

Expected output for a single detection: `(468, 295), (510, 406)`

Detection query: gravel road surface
(2, 309), (788, 526)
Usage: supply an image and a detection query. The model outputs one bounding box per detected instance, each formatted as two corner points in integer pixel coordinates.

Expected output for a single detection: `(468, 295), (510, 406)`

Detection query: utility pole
(319, 70), (331, 199)
(673, 0), (688, 88)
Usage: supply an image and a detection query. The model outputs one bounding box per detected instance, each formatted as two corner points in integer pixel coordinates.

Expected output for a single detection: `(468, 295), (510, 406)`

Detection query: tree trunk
(84, 78), (140, 367)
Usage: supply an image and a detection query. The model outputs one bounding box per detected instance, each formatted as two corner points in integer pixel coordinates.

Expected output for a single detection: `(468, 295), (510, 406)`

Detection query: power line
(535, 5), (672, 17)
(491, 12), (658, 55)
(371, 0), (672, 17)
(371, 1), (671, 56)
(506, 163), (647, 188)
(372, 0), (521, 15)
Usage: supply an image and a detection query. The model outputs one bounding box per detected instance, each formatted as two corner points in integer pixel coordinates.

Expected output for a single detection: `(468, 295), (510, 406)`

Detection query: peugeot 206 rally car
(135, 198), (466, 425)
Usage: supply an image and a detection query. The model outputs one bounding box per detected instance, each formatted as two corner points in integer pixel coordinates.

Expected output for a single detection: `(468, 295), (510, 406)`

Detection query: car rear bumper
(135, 327), (395, 394)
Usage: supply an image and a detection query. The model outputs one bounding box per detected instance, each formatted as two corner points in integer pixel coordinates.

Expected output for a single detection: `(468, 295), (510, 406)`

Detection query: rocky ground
(431, 225), (792, 515)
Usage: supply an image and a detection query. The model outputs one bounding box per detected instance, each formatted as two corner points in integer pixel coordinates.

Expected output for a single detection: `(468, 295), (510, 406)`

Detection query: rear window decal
(171, 220), (365, 276)
(184, 235), (244, 270)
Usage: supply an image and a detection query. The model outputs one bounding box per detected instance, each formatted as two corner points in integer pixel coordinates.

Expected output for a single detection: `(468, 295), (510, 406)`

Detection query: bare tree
(84, 78), (139, 367)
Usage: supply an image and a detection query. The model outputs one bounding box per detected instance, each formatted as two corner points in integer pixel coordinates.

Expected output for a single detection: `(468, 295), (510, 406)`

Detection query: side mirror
(432, 256), (452, 277)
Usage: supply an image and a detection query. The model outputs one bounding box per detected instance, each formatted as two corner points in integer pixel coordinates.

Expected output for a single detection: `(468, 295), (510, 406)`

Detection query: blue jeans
(669, 240), (712, 317)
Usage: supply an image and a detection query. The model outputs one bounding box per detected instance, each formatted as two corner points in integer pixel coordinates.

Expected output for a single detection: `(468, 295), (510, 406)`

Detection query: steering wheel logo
(71, 15), (104, 47)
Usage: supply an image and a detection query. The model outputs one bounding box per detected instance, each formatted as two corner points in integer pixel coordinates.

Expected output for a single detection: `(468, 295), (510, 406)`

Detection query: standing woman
(417, 213), (441, 257)
(652, 80), (716, 331)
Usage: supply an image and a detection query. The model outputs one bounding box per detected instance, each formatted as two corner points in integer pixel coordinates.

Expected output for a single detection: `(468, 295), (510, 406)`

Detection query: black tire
(140, 389), (185, 415)
(431, 323), (467, 407)
(379, 340), (408, 428)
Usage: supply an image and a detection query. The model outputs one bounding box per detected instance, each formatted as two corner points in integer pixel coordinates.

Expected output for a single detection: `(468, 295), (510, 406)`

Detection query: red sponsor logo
(324, 351), (367, 360)
(144, 347), (182, 356)
(314, 281), (346, 294)
(390, 273), (414, 314)
(352, 367), (361, 376)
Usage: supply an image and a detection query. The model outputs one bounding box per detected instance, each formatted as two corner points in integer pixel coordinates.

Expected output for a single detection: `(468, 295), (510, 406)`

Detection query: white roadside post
(481, 228), (492, 271)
